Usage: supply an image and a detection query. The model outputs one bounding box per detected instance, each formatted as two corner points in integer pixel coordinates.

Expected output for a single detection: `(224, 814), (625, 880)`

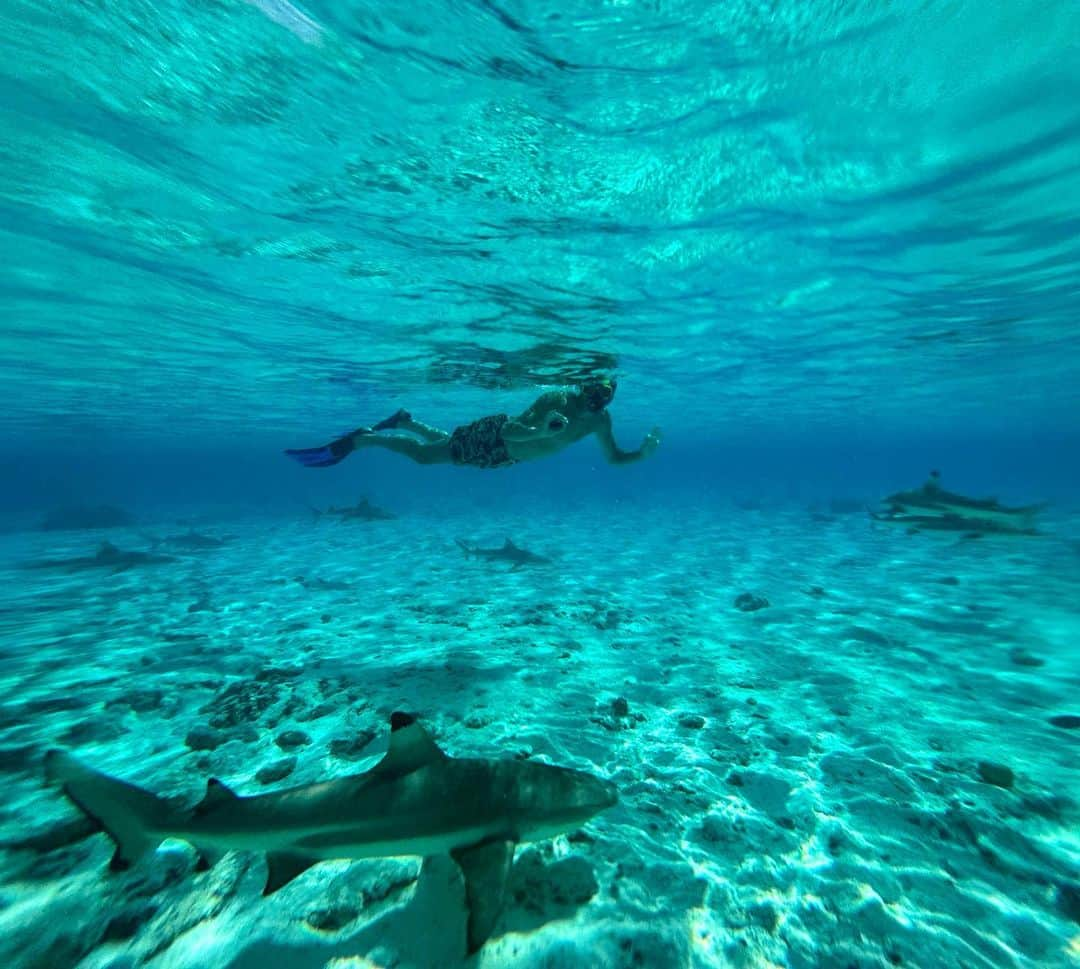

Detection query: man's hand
(641, 427), (661, 458)
(544, 410), (569, 434)
(502, 411), (569, 443)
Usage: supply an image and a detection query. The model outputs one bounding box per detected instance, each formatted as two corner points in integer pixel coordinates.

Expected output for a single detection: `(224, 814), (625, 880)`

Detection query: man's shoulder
(530, 389), (570, 408)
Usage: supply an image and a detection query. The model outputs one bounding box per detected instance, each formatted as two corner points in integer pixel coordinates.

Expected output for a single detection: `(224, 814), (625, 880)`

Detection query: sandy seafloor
(1, 498), (1078, 969)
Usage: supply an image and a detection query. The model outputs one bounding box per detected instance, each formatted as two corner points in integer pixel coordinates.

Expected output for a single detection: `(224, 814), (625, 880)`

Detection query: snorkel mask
(581, 378), (617, 411)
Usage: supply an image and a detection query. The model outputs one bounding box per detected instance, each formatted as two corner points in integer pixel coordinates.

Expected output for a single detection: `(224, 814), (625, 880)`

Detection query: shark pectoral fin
(263, 852), (319, 895)
(375, 712), (448, 776)
(452, 838), (516, 954)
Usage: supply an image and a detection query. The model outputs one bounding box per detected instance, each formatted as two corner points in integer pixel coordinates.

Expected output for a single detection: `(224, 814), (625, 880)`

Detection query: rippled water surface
(3, 0), (1079, 440)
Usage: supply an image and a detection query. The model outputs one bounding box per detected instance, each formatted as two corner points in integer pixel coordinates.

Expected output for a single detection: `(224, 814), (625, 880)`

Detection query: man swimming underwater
(285, 378), (660, 470)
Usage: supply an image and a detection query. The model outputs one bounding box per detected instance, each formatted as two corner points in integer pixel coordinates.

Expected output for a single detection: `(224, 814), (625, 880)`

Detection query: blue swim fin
(372, 408), (411, 431)
(285, 430), (363, 468)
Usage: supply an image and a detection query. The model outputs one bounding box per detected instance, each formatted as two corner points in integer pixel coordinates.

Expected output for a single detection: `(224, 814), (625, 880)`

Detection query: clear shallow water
(2, 2), (1080, 968)
(3, 0), (1080, 441)
(2, 503), (1080, 968)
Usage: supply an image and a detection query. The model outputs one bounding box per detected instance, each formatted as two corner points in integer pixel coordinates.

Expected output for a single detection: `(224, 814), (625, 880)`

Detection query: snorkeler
(285, 378), (660, 470)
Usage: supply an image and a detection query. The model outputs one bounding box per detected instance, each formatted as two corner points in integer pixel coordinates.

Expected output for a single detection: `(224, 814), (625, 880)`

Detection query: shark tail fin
(455, 539), (474, 556)
(45, 750), (172, 871)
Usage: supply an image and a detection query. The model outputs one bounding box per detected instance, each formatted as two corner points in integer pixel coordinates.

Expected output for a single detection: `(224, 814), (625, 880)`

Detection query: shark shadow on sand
(45, 712), (616, 954)
(455, 538), (551, 569)
(309, 498), (397, 522)
(870, 471), (1046, 538)
(143, 529), (235, 550)
(22, 541), (178, 573)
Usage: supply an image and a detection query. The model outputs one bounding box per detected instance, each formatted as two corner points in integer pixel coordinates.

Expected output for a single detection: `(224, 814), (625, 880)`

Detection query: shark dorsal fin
(194, 778), (239, 816)
(376, 712), (446, 775)
(96, 541), (118, 559)
(263, 852), (318, 894)
(194, 845), (225, 871)
(503, 538), (516, 549)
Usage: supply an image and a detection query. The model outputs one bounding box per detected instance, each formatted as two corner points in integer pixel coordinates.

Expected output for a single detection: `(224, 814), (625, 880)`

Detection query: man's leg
(371, 409), (450, 444)
(286, 412), (454, 468)
(353, 433), (452, 465)
(372, 409), (410, 431)
(400, 418), (450, 444)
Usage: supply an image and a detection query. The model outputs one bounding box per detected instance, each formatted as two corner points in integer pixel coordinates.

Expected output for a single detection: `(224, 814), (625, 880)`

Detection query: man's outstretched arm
(594, 413), (660, 465)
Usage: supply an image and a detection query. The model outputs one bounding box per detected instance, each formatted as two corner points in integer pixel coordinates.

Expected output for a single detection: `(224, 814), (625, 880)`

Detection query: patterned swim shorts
(448, 414), (517, 469)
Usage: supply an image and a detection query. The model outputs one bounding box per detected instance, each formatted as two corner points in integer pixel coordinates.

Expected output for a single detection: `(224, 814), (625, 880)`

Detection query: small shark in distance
(45, 713), (616, 953)
(870, 471), (1045, 537)
(455, 537), (552, 568)
(310, 497), (397, 522)
(22, 541), (178, 573)
(293, 574), (351, 591)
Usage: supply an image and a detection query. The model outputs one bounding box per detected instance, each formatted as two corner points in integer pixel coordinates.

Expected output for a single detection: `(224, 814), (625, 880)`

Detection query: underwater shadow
(496, 848), (600, 941)
(323, 657), (523, 691)
(222, 849), (600, 969)
(223, 854), (467, 969)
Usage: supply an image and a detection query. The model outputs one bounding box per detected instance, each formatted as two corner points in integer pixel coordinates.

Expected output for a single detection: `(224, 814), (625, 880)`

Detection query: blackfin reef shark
(870, 471), (1045, 537)
(455, 537), (551, 568)
(22, 541), (178, 573)
(46, 712), (616, 953)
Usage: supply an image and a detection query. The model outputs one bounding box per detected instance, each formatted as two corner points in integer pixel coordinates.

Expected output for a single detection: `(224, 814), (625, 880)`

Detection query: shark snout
(520, 764), (618, 835)
(525, 770), (618, 840)
(579, 773), (618, 814)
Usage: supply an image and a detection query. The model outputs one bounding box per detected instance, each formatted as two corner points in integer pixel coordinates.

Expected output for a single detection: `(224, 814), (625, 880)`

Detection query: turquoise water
(2, 2), (1080, 967)
(3, 1), (1080, 442)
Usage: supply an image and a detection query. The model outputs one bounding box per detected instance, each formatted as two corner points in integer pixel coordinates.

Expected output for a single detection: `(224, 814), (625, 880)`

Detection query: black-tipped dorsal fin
(194, 845), (226, 871)
(376, 713), (446, 775)
(263, 852), (318, 894)
(109, 846), (134, 871)
(194, 778), (239, 816)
